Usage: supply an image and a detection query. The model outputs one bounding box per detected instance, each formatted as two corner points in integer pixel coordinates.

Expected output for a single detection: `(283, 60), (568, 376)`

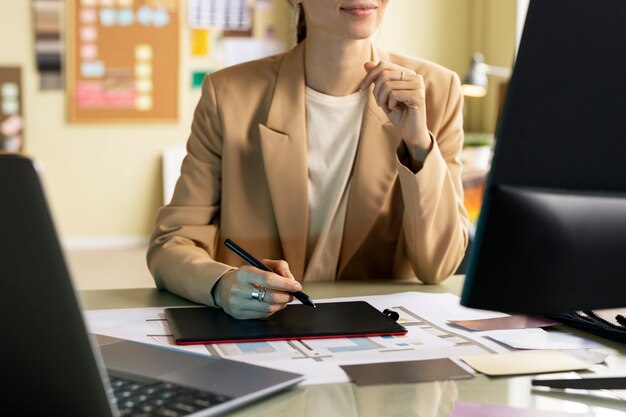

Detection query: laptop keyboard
(108, 370), (232, 417)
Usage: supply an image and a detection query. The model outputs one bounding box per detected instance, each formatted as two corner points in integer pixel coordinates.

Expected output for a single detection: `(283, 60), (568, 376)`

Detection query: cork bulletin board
(0, 67), (24, 152)
(67, 0), (179, 123)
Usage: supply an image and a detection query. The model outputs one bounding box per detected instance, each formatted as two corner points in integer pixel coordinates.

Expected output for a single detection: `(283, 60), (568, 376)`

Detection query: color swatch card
(341, 358), (473, 386)
(449, 315), (557, 331)
(486, 329), (604, 350)
(461, 350), (590, 376)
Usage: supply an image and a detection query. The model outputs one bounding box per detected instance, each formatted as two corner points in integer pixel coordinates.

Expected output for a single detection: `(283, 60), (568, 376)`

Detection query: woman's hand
(361, 61), (432, 163)
(212, 259), (301, 319)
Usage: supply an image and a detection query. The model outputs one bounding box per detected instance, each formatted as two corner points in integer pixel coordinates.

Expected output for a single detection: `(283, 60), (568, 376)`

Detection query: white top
(303, 86), (368, 281)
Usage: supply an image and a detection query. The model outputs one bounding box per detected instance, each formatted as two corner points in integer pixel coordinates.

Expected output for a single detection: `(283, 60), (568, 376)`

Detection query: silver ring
(400, 71), (405, 81)
(258, 287), (267, 303)
(251, 289), (260, 300)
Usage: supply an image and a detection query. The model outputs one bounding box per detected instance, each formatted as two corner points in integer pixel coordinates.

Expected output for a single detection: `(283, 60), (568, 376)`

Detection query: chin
(344, 26), (378, 40)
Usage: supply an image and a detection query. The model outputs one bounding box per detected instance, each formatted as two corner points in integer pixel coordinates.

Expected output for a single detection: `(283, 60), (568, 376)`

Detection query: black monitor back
(462, 0), (626, 314)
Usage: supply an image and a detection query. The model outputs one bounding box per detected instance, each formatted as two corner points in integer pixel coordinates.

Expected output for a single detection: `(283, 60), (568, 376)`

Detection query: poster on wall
(67, 0), (179, 123)
(188, 0), (252, 33)
(0, 67), (24, 152)
(33, 0), (65, 90)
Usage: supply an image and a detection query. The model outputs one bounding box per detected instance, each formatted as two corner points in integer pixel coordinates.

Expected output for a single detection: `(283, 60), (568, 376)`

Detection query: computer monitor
(461, 0), (626, 315)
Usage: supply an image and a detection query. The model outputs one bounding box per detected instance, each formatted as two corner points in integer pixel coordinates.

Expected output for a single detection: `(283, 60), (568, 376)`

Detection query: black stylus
(224, 239), (316, 308)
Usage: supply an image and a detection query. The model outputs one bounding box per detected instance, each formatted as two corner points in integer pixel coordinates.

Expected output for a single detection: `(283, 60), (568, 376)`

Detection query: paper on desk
(85, 292), (517, 385)
(461, 350), (591, 376)
(564, 349), (610, 365)
(449, 315), (557, 331)
(486, 329), (605, 350)
(450, 401), (594, 417)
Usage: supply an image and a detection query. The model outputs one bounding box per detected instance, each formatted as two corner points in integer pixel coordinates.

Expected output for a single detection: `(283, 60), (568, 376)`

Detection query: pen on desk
(224, 239), (316, 308)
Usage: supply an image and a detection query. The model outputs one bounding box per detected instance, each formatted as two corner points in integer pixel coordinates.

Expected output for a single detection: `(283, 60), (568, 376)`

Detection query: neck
(303, 35), (373, 97)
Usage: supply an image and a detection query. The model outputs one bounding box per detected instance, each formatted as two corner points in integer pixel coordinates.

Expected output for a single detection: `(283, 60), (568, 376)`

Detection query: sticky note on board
(135, 45), (153, 62)
(135, 79), (153, 93)
(461, 350), (590, 376)
(191, 70), (210, 89)
(153, 8), (170, 27)
(80, 27), (98, 42)
(80, 44), (98, 60)
(135, 63), (153, 78)
(80, 8), (98, 24)
(117, 8), (135, 26)
(2, 99), (20, 115)
(1, 83), (19, 98)
(99, 8), (117, 26)
(191, 29), (209, 56)
(81, 61), (106, 78)
(136, 94), (153, 111)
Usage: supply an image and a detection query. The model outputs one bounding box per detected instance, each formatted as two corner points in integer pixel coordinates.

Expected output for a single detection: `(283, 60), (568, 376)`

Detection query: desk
(81, 276), (626, 416)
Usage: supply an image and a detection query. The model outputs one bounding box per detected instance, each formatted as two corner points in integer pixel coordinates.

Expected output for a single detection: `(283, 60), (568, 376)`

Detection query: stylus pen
(224, 239), (316, 308)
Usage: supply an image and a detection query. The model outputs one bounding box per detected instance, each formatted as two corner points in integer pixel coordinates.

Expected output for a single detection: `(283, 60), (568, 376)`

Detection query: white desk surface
(81, 276), (626, 416)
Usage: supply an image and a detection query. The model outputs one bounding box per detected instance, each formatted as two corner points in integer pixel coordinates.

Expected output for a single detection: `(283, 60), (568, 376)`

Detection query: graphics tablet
(165, 301), (407, 344)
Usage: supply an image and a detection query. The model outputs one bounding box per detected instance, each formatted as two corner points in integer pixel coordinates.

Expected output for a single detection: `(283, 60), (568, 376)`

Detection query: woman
(147, 0), (469, 319)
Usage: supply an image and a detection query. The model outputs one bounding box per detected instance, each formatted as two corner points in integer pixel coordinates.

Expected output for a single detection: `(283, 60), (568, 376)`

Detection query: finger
(260, 288), (294, 305)
(373, 69), (419, 100)
(262, 259), (293, 278)
(243, 301), (289, 315)
(388, 89), (422, 112)
(360, 60), (388, 90)
(235, 264), (301, 294)
(229, 309), (273, 320)
(373, 70), (421, 112)
(375, 80), (421, 113)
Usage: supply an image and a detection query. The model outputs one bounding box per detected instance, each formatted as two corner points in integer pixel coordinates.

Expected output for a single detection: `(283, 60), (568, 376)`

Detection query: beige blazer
(147, 43), (469, 306)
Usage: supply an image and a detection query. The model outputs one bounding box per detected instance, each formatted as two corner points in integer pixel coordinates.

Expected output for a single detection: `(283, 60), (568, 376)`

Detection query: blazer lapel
(258, 43), (309, 280)
(337, 47), (402, 276)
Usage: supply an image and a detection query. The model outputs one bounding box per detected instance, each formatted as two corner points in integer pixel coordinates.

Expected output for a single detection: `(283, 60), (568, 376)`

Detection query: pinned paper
(461, 350), (590, 376)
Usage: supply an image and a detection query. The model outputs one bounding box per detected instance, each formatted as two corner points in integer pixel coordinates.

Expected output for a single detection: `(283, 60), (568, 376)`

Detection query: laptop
(0, 154), (303, 416)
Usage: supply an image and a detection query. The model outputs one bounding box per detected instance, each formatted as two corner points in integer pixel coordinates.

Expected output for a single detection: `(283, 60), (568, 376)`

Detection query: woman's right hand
(212, 260), (302, 319)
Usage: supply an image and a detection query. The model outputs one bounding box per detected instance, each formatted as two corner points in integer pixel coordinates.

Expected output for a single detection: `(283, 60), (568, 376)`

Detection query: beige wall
(0, 0), (516, 243)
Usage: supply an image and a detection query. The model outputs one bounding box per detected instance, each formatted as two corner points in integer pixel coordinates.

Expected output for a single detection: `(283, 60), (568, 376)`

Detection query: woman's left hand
(361, 61), (432, 162)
